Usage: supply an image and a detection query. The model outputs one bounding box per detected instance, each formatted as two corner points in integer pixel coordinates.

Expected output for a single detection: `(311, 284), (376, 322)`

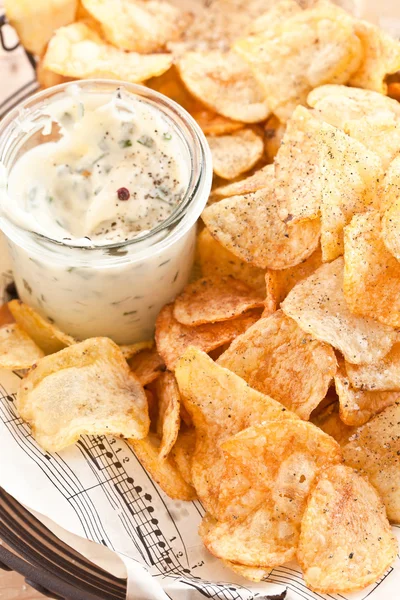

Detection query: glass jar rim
(0, 79), (212, 258)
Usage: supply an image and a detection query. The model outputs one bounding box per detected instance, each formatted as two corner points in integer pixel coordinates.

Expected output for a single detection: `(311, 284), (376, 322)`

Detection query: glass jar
(0, 80), (212, 344)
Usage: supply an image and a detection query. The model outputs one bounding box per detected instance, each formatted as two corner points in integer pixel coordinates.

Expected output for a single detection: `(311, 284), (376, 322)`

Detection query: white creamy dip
(0, 81), (211, 344)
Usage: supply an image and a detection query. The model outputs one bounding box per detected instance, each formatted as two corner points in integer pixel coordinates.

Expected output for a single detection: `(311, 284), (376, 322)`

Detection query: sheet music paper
(0, 2), (400, 598)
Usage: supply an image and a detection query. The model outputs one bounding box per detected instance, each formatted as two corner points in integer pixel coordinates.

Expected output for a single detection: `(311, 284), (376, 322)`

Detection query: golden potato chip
(81, 0), (191, 53)
(381, 155), (400, 260)
(155, 372), (181, 461)
(311, 400), (356, 446)
(213, 165), (273, 199)
(202, 179), (320, 271)
(36, 59), (73, 90)
(234, 2), (362, 121)
(264, 115), (286, 161)
(178, 50), (270, 123)
(343, 403), (400, 522)
(298, 464), (397, 593)
(8, 300), (75, 355)
(388, 81), (400, 102)
(155, 304), (261, 371)
(344, 211), (400, 328)
(129, 434), (197, 501)
(222, 561), (271, 583)
(264, 246), (323, 309)
(173, 277), (264, 326)
(17, 338), (149, 452)
(378, 153), (400, 213)
(175, 347), (296, 516)
(0, 324), (44, 370)
(243, 0), (301, 36)
(349, 20), (400, 94)
(0, 303), (14, 328)
(5, 0), (77, 56)
(43, 22), (173, 82)
(119, 340), (153, 360)
(171, 427), (196, 486)
(281, 257), (397, 364)
(308, 84), (400, 168)
(335, 361), (400, 427)
(345, 343), (400, 392)
(206, 130), (264, 180)
(218, 310), (337, 420)
(196, 229), (266, 295)
(128, 347), (165, 386)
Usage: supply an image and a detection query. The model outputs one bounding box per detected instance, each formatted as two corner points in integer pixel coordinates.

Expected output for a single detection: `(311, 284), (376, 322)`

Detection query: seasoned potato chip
(213, 165), (273, 199)
(5, 0), (77, 56)
(335, 361), (400, 427)
(173, 277), (264, 326)
(378, 153), (400, 213)
(81, 0), (191, 53)
(196, 229), (266, 295)
(243, 0), (301, 36)
(128, 347), (165, 386)
(178, 50), (269, 123)
(155, 372), (181, 461)
(222, 561), (271, 582)
(264, 115), (286, 161)
(43, 22), (173, 82)
(282, 258), (397, 364)
(218, 311), (337, 420)
(381, 155), (400, 260)
(349, 20), (400, 94)
(202, 179), (320, 271)
(206, 130), (264, 180)
(0, 303), (14, 328)
(0, 324), (44, 370)
(311, 401), (356, 446)
(155, 304), (261, 371)
(119, 340), (153, 360)
(218, 420), (341, 530)
(298, 464), (397, 593)
(344, 211), (400, 328)
(17, 338), (149, 452)
(171, 427), (196, 486)
(234, 2), (362, 121)
(175, 347), (296, 516)
(129, 433), (197, 501)
(343, 403), (400, 522)
(8, 300), (75, 355)
(264, 246), (323, 309)
(345, 343), (400, 391)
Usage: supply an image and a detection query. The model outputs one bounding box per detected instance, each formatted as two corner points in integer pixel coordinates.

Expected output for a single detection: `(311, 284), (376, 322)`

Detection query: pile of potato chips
(3, 0), (400, 594)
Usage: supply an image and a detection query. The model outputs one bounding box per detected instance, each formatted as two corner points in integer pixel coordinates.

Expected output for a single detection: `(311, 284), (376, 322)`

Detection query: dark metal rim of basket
(0, 15), (128, 600)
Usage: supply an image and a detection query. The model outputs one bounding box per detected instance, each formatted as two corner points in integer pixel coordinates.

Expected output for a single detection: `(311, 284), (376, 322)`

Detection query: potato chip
(129, 434), (197, 501)
(349, 20), (400, 94)
(178, 50), (270, 123)
(16, 338), (149, 452)
(81, 0), (191, 53)
(206, 130), (264, 180)
(264, 246), (323, 310)
(0, 303), (14, 328)
(128, 347), (165, 386)
(234, 2), (362, 121)
(202, 178), (320, 271)
(8, 300), (75, 355)
(171, 427), (196, 486)
(175, 347), (296, 516)
(0, 324), (44, 370)
(155, 303), (261, 371)
(218, 311), (337, 420)
(222, 561), (271, 582)
(335, 361), (400, 427)
(381, 155), (400, 260)
(264, 115), (286, 161)
(196, 229), (266, 295)
(311, 401), (356, 446)
(43, 22), (173, 83)
(119, 340), (154, 360)
(343, 403), (400, 522)
(243, 0), (301, 36)
(37, 59), (73, 90)
(344, 211), (400, 328)
(5, 0), (77, 56)
(388, 81), (400, 102)
(173, 277), (264, 326)
(213, 165), (273, 199)
(281, 258), (397, 364)
(155, 372), (181, 461)
(298, 464), (397, 593)
(345, 343), (400, 391)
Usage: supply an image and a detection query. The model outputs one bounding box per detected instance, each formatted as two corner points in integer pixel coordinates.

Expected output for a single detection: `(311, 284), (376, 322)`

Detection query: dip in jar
(0, 81), (212, 344)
